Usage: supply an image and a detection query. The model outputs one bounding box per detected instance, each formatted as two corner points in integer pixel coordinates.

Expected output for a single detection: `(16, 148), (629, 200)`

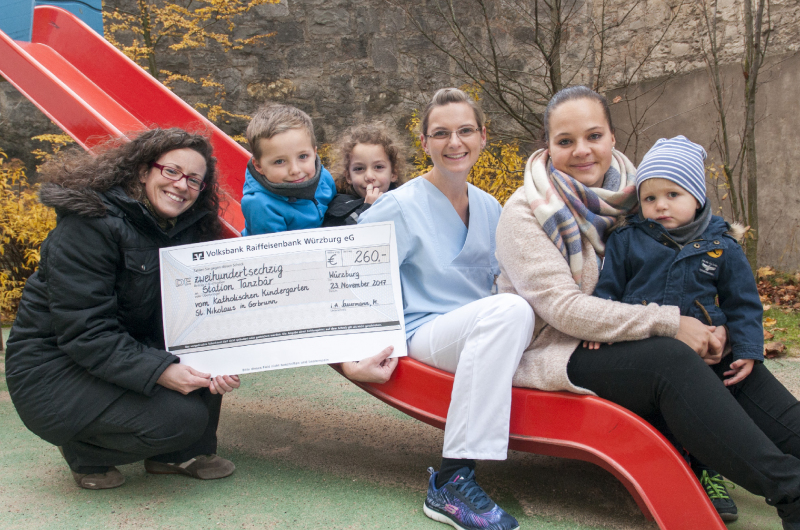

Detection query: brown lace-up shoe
(57, 446), (125, 490)
(144, 454), (235, 479)
(71, 467), (126, 489)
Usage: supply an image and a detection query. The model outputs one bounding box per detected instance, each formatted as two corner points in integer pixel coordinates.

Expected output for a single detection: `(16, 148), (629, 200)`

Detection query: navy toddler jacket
(594, 214), (763, 361)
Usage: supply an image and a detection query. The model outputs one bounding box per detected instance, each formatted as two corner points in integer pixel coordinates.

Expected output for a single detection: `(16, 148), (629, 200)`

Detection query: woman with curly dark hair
(5, 128), (239, 490)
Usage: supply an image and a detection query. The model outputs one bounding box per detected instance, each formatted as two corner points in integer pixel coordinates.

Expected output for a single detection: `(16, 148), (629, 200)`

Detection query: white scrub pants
(407, 293), (534, 460)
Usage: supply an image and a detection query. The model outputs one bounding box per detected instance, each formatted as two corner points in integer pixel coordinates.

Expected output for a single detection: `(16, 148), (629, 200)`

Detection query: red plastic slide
(0, 7), (725, 528)
(0, 5), (246, 237)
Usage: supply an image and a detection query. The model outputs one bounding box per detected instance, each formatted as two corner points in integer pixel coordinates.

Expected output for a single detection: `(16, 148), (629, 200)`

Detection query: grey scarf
(247, 155), (322, 203)
(653, 202), (712, 248)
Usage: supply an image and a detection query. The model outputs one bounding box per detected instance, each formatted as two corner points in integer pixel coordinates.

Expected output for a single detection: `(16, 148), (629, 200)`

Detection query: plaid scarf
(523, 149), (638, 285)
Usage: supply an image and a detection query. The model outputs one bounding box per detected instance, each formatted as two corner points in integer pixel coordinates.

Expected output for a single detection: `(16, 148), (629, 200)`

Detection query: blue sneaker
(424, 467), (519, 530)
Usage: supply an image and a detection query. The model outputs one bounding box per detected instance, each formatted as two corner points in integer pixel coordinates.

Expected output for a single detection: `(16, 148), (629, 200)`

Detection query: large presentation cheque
(159, 222), (406, 376)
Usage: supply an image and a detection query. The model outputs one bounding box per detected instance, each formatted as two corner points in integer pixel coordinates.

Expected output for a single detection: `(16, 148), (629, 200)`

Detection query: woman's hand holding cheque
(340, 346), (398, 384)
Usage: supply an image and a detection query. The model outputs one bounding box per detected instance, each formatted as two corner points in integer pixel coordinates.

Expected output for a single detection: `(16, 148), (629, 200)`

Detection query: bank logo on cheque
(192, 251), (204, 261)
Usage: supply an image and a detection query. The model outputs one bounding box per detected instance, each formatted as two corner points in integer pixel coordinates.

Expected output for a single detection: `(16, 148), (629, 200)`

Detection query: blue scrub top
(359, 177), (502, 337)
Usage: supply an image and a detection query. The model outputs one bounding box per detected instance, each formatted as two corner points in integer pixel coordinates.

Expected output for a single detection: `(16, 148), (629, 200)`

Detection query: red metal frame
(0, 8), (725, 528)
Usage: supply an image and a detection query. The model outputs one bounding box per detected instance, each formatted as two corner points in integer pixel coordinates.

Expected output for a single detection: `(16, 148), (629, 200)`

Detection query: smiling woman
(5, 128), (240, 491)
(546, 96), (616, 188)
(357, 88), (534, 530)
(141, 148), (207, 218)
(495, 85), (800, 529)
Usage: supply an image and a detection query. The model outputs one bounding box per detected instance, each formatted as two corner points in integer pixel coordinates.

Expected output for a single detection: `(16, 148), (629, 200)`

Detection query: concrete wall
(608, 51), (800, 269)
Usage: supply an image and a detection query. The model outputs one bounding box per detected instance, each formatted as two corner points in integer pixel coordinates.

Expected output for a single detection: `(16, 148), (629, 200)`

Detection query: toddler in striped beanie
(592, 134), (763, 523)
(635, 135), (707, 230)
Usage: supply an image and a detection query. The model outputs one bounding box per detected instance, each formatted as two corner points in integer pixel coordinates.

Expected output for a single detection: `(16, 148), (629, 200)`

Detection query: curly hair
(40, 128), (222, 240)
(331, 122), (409, 197)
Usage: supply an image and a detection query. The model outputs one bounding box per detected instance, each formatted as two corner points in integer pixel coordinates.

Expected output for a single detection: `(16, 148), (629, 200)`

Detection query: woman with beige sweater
(495, 86), (800, 530)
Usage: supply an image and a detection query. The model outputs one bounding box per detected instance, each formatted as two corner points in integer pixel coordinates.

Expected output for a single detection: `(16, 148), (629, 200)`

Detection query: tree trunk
(742, 0), (766, 274)
(549, 0), (563, 95)
(138, 0), (159, 79)
(743, 88), (758, 273)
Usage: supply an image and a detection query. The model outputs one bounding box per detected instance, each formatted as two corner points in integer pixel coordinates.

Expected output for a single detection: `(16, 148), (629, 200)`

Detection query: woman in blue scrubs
(357, 88), (534, 530)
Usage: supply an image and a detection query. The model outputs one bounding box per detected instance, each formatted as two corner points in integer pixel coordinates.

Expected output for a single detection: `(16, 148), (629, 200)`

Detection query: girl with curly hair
(323, 122), (409, 226)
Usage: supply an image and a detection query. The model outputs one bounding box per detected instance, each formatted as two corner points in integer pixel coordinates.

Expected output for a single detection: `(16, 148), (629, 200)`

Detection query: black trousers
(61, 387), (221, 474)
(567, 336), (800, 522)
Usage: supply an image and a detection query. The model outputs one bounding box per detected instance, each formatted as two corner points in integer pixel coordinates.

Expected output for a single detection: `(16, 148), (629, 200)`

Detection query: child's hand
(723, 359), (755, 386)
(364, 184), (383, 205)
(582, 341), (612, 350)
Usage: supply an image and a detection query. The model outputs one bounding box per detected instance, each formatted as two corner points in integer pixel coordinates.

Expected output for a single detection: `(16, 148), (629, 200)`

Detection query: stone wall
(1, 0), (799, 266)
(0, 81), (63, 171)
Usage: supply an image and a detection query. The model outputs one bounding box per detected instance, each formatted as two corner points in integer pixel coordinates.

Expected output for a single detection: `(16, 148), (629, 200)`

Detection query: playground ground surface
(0, 326), (795, 530)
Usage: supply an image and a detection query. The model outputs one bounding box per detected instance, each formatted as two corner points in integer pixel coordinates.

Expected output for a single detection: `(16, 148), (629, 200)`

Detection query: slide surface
(0, 5), (247, 235)
(0, 8), (725, 528)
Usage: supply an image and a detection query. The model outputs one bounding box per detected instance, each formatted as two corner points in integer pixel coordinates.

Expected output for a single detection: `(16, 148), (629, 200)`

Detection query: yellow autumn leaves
(0, 148), (57, 320)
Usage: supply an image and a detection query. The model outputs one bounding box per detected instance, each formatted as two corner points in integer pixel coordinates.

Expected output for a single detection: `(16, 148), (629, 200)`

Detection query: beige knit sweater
(496, 188), (681, 394)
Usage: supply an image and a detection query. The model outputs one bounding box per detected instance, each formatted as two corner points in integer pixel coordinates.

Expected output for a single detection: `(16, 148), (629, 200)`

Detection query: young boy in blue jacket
(592, 135), (764, 522)
(241, 103), (336, 235)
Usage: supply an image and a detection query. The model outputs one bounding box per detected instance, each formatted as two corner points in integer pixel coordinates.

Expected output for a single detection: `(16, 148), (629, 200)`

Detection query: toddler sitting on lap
(592, 135), (763, 522)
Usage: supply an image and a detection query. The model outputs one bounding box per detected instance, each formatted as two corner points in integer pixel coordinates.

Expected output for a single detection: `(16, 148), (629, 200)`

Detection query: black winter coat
(321, 193), (372, 227)
(5, 185), (211, 445)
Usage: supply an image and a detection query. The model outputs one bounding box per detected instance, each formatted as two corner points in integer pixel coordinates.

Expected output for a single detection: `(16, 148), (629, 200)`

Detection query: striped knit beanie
(636, 136), (707, 207)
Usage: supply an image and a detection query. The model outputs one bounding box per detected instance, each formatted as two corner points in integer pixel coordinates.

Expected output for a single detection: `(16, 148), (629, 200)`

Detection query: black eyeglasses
(151, 162), (206, 191)
(425, 127), (480, 141)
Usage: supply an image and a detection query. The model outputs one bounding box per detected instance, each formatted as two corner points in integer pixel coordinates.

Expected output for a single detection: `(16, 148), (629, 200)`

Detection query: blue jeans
(567, 337), (800, 522)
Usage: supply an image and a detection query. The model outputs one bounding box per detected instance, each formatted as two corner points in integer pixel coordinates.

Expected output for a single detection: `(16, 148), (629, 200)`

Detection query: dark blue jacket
(594, 214), (763, 361)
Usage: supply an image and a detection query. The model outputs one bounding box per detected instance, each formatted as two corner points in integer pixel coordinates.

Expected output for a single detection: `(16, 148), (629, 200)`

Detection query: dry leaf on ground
(765, 317), (777, 327)
(765, 342), (787, 359)
(764, 330), (775, 340)
(758, 266), (776, 278)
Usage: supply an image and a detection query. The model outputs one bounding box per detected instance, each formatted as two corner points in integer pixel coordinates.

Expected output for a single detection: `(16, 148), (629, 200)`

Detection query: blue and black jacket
(594, 214), (763, 362)
(241, 157), (335, 235)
